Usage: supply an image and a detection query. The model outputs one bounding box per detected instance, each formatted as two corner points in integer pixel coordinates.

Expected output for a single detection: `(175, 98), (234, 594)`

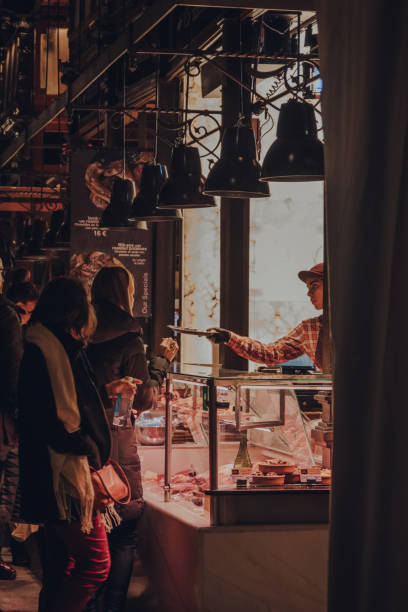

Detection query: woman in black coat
(86, 266), (178, 612)
(18, 278), (135, 612)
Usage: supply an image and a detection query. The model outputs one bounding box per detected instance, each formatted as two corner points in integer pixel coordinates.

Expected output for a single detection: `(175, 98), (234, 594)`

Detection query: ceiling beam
(0, 0), (175, 168)
(0, 0), (315, 168)
(179, 0), (315, 9)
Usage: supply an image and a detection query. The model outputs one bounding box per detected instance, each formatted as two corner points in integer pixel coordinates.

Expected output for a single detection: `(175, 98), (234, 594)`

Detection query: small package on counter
(300, 466), (322, 484)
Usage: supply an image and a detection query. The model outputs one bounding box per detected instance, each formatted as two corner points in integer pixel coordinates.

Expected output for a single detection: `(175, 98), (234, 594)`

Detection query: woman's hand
(105, 377), (142, 399)
(158, 337), (179, 362)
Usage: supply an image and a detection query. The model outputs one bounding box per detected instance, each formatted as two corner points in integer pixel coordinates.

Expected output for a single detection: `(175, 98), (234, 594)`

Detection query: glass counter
(142, 364), (333, 526)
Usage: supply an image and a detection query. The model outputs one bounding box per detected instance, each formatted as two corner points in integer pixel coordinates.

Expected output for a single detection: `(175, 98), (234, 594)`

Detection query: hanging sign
(70, 149), (153, 317)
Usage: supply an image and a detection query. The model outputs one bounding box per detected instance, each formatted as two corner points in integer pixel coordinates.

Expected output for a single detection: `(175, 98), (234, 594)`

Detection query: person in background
(0, 282), (39, 569)
(9, 268), (31, 285)
(7, 282), (39, 326)
(18, 277), (136, 612)
(208, 263), (325, 370)
(0, 264), (23, 580)
(86, 266), (178, 612)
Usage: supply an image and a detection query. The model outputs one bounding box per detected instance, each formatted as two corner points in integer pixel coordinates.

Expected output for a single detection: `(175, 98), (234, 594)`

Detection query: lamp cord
(123, 56), (126, 178)
(296, 13), (301, 100)
(240, 21), (244, 120)
(184, 61), (190, 144)
(154, 57), (159, 164)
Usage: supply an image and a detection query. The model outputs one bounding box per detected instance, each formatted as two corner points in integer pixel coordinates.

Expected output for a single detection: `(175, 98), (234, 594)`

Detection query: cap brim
(298, 270), (324, 283)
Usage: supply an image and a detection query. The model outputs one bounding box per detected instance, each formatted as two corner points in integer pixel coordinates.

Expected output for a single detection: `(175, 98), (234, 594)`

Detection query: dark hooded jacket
(18, 327), (111, 524)
(86, 300), (170, 520)
(0, 295), (23, 458)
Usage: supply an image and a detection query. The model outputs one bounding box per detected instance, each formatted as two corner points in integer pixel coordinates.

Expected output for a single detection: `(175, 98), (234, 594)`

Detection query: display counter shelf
(142, 365), (333, 526)
(136, 366), (332, 611)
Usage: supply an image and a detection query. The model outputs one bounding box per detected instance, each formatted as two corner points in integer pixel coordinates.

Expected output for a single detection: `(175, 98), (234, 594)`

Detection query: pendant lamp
(99, 176), (135, 228)
(44, 209), (66, 248)
(157, 144), (216, 209)
(57, 209), (71, 245)
(18, 217), (33, 258)
(129, 59), (183, 222)
(99, 57), (148, 230)
(23, 219), (48, 260)
(260, 98), (324, 181)
(203, 126), (270, 198)
(130, 163), (183, 222)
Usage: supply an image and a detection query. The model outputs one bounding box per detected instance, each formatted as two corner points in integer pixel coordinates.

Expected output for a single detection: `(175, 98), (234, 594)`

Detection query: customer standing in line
(6, 281), (39, 326)
(18, 277), (136, 612)
(0, 268), (23, 580)
(86, 266), (178, 612)
(0, 280), (39, 570)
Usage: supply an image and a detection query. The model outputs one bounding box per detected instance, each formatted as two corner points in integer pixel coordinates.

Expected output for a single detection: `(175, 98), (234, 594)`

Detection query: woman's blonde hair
(91, 265), (133, 315)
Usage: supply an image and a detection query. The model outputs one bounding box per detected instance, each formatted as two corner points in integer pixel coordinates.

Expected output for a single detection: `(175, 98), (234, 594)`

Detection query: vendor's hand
(105, 377), (142, 399)
(206, 328), (231, 344)
(158, 337), (179, 362)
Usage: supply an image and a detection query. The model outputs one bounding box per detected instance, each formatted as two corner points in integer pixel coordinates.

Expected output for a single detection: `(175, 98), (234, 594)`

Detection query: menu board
(70, 149), (153, 317)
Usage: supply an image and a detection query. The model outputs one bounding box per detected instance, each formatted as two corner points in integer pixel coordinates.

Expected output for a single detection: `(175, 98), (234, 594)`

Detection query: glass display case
(142, 364), (333, 526)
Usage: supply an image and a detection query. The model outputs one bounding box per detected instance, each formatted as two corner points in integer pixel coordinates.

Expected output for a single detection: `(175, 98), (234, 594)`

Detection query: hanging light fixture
(100, 56), (147, 230)
(206, 21), (269, 200)
(260, 98), (324, 182)
(44, 209), (66, 248)
(130, 163), (183, 221)
(99, 175), (135, 227)
(157, 144), (215, 209)
(130, 59), (183, 222)
(203, 124), (270, 198)
(157, 59), (215, 210)
(23, 218), (48, 260)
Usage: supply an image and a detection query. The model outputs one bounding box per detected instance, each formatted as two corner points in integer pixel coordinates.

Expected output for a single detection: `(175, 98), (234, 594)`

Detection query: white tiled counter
(139, 447), (329, 612)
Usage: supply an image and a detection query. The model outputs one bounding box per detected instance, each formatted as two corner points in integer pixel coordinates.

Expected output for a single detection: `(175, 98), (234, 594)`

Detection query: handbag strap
(92, 459), (131, 504)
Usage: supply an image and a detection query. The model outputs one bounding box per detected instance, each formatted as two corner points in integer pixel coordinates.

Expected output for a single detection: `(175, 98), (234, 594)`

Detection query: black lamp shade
(204, 127), (270, 198)
(261, 99), (324, 182)
(44, 210), (65, 247)
(139, 163), (167, 199)
(30, 219), (46, 253)
(99, 176), (135, 228)
(18, 218), (32, 258)
(58, 217), (70, 244)
(25, 219), (46, 257)
(157, 145), (216, 209)
(130, 164), (183, 221)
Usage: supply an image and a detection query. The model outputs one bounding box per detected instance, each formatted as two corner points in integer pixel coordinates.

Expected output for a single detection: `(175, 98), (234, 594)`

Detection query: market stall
(137, 365), (332, 612)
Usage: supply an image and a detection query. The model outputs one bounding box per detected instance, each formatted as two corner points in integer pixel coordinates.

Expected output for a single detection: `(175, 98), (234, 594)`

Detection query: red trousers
(39, 516), (111, 612)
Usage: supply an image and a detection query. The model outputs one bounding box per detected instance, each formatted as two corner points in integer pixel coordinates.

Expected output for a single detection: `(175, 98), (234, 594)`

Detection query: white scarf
(25, 323), (94, 533)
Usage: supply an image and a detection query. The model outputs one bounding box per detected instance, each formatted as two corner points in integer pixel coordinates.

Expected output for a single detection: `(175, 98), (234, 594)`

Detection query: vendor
(207, 263), (325, 370)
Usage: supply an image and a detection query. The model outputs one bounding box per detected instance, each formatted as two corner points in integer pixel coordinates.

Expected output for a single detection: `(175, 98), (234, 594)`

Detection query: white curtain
(317, 1), (408, 610)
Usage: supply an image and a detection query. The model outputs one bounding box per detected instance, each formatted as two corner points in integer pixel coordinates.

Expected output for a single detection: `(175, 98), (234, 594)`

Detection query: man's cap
(298, 262), (324, 283)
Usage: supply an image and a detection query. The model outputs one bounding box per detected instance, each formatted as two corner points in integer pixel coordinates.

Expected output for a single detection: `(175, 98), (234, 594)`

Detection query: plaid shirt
(226, 315), (323, 370)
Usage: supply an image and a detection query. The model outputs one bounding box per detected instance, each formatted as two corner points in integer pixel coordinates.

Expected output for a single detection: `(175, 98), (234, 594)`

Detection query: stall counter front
(141, 483), (329, 612)
(137, 366), (332, 612)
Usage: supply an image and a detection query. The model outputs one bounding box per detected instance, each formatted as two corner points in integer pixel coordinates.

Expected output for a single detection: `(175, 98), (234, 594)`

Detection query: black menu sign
(70, 149), (152, 317)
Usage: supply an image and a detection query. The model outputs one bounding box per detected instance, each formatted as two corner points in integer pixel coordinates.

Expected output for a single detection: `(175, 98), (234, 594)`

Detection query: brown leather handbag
(91, 459), (131, 511)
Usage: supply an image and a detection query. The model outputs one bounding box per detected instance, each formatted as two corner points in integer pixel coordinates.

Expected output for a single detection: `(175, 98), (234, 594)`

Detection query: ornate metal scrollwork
(282, 58), (321, 98)
(71, 49), (322, 157)
(187, 112), (221, 159)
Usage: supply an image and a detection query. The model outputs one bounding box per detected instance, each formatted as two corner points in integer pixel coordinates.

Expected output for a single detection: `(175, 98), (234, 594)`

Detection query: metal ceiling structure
(0, 0), (316, 168)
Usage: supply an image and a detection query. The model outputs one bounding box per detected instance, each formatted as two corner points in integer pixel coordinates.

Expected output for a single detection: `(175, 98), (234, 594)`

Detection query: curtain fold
(317, 1), (408, 610)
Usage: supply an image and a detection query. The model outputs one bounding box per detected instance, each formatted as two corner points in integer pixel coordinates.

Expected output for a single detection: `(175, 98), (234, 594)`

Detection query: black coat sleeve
(0, 303), (23, 419)
(121, 336), (169, 412)
(148, 355), (170, 386)
(18, 344), (97, 457)
(121, 336), (155, 411)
